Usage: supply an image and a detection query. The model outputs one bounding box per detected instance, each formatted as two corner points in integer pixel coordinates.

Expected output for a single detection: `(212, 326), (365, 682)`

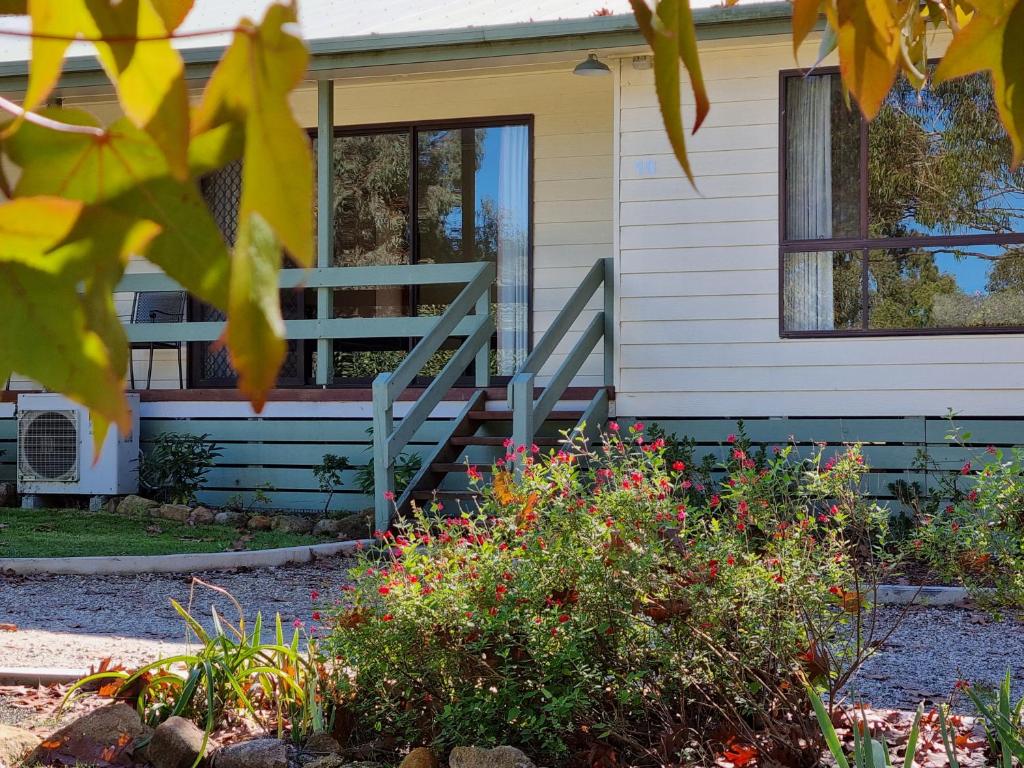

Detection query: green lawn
(0, 508), (318, 558)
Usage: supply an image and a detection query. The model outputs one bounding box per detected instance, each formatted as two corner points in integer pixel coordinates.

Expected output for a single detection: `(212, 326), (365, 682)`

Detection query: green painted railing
(372, 261), (495, 531)
(510, 257), (614, 452)
(115, 263), (492, 348)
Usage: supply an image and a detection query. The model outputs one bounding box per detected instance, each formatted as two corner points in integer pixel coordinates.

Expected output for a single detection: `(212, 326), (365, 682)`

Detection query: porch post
(372, 373), (395, 532)
(510, 371), (534, 473)
(315, 80), (334, 386)
(602, 256), (614, 388)
(475, 291), (490, 388)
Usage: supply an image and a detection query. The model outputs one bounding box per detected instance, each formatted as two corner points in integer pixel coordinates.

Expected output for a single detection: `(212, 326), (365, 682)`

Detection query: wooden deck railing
(510, 257), (614, 452)
(370, 261), (494, 531)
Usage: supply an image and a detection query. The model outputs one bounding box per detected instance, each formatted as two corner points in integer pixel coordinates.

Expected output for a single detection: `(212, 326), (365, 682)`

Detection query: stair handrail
(372, 260), (495, 531)
(510, 257), (613, 450)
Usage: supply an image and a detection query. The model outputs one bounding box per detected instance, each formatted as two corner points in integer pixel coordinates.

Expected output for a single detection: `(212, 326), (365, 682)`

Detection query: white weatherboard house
(1, 1), (1022, 523)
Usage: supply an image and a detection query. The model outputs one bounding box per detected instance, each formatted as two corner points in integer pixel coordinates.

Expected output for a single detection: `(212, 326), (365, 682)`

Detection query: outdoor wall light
(573, 53), (611, 76)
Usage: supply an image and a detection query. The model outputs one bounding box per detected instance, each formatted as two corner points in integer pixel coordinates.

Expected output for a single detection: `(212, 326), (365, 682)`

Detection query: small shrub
(66, 580), (332, 759)
(314, 454), (353, 513)
(916, 444), (1024, 607)
(140, 433), (220, 505)
(323, 425), (892, 766)
(352, 428), (422, 498)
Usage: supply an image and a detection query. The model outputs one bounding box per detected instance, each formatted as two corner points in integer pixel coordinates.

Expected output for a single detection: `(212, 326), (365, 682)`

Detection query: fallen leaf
(0, 623), (17, 631)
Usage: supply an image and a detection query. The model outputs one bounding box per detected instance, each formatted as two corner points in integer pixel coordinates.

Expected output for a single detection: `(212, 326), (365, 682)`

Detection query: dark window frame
(328, 114), (535, 386)
(778, 66), (1024, 338)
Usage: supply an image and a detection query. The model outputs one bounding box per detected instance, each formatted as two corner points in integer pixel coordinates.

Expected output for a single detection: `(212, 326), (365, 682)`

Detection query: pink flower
(710, 494), (721, 508)
(632, 421), (645, 432)
(503, 437), (514, 449)
(383, 490), (395, 501)
(293, 619), (303, 628)
(961, 462), (972, 475)
(467, 466), (481, 480)
(609, 421), (620, 432)
(310, 590), (319, 601)
(726, 434), (737, 444)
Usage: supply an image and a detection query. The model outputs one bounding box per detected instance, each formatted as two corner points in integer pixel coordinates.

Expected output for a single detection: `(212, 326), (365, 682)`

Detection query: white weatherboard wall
(614, 35), (1024, 418)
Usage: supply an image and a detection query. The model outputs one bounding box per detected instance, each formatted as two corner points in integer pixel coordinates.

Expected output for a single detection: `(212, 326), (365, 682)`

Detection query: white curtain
(784, 76), (835, 331)
(495, 125), (529, 374)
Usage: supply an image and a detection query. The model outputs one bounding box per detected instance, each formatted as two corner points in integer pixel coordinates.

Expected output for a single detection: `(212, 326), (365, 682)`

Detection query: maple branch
(0, 94), (104, 136)
(0, 26), (242, 43)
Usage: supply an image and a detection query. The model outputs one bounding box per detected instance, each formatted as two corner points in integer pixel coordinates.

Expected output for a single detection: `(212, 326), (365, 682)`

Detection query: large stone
(303, 731), (341, 754)
(28, 703), (151, 766)
(400, 746), (439, 768)
(272, 515), (313, 534)
(147, 716), (205, 768)
(332, 511), (374, 540)
(214, 510), (246, 527)
(448, 746), (536, 768)
(0, 723), (41, 766)
(307, 760), (383, 768)
(247, 515), (274, 531)
(157, 503), (192, 523)
(0, 482), (18, 507)
(312, 518), (347, 537)
(211, 738), (289, 768)
(188, 506), (215, 526)
(116, 494), (158, 517)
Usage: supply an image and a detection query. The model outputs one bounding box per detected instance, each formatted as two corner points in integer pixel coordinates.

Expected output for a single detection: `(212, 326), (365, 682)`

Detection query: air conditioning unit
(16, 393), (140, 497)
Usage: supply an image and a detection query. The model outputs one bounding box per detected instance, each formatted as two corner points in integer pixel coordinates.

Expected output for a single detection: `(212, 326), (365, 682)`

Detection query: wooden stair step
(409, 489), (481, 500)
(467, 410), (583, 422)
(450, 435), (564, 447)
(430, 463), (493, 473)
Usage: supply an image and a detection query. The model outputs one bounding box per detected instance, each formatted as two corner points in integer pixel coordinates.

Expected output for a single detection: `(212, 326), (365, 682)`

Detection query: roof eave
(0, 1), (793, 89)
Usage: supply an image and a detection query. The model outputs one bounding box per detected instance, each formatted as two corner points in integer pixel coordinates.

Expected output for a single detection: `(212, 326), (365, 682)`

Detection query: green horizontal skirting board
(2, 413), (1021, 509)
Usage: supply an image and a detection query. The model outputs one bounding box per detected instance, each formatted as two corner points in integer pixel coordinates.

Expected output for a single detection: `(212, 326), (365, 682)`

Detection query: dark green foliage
(140, 432), (220, 504)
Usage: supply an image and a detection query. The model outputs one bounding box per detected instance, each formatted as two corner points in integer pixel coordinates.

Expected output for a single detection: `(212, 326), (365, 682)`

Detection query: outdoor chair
(128, 291), (187, 390)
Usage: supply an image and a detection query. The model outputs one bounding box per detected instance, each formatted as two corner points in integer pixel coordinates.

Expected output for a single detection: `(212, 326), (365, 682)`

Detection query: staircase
(374, 258), (614, 531)
(402, 386), (612, 512)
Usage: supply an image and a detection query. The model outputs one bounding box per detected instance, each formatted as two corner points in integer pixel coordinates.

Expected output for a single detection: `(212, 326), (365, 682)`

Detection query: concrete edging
(874, 584), (974, 607)
(0, 539), (374, 576)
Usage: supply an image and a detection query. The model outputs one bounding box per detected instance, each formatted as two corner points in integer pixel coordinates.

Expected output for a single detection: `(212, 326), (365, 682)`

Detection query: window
(780, 69), (1024, 335)
(331, 118), (531, 383)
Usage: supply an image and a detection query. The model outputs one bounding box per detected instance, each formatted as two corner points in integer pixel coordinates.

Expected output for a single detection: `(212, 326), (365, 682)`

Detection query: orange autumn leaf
(40, 738), (63, 749)
(97, 681), (122, 698)
(0, 623), (17, 632)
(721, 739), (758, 767)
(493, 470), (517, 506)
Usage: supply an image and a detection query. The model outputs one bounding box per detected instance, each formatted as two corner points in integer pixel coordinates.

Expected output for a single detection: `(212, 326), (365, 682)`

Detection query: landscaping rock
(312, 518), (347, 537)
(0, 482), (17, 507)
(400, 746), (439, 768)
(272, 514), (314, 534)
(449, 746), (536, 768)
(28, 702), (152, 765)
(0, 723), (41, 766)
(189, 506), (215, 526)
(157, 503), (192, 523)
(214, 510), (246, 526)
(247, 514), (274, 531)
(211, 738), (289, 768)
(116, 494), (158, 517)
(304, 732), (341, 754)
(332, 511), (373, 540)
(147, 716), (205, 768)
(306, 759), (383, 768)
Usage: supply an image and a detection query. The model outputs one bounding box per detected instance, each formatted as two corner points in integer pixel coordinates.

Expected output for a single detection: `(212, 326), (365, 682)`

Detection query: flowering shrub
(323, 426), (891, 765)
(916, 445), (1024, 607)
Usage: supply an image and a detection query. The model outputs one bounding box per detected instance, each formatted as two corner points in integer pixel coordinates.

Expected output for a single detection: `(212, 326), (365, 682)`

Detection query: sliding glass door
(332, 118), (532, 385)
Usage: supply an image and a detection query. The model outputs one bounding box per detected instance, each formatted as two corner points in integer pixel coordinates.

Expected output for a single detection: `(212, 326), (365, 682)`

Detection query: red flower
(609, 421), (620, 432)
(558, 614), (570, 623)
(736, 522), (746, 532)
(383, 490), (395, 501)
(378, 586), (390, 596)
(312, 611), (321, 621)
(710, 494), (721, 508)
(672, 460), (685, 471)
(381, 613), (393, 622)
(961, 462), (972, 475)
(726, 434), (737, 444)
(310, 590), (319, 601)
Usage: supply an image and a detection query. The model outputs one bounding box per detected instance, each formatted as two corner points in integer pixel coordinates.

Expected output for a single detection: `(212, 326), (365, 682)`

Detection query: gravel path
(843, 605), (1024, 709)
(0, 559), (357, 670)
(1, 564), (1021, 712)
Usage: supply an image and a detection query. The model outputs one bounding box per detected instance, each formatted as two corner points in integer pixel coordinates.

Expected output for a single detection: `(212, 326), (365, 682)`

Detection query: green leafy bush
(139, 432), (220, 505)
(915, 445), (1024, 607)
(323, 425), (891, 765)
